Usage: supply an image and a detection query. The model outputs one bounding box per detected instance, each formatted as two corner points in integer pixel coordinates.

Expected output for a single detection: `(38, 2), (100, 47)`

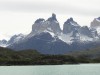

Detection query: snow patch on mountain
(59, 32), (73, 44)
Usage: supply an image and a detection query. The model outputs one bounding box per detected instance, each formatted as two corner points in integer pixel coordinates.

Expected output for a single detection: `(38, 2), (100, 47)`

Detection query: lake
(0, 64), (100, 75)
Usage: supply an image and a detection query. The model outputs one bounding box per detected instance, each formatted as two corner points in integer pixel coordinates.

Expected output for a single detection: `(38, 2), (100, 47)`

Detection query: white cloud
(0, 0), (100, 16)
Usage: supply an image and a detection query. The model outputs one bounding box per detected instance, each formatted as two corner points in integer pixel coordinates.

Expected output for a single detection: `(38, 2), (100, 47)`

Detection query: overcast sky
(0, 0), (100, 40)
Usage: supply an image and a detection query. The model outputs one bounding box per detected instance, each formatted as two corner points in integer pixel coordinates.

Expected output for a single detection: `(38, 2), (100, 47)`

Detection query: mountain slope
(4, 14), (100, 54)
(8, 32), (71, 54)
(67, 46), (100, 59)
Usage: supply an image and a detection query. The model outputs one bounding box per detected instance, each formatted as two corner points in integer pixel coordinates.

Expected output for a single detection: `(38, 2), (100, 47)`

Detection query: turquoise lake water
(0, 64), (100, 75)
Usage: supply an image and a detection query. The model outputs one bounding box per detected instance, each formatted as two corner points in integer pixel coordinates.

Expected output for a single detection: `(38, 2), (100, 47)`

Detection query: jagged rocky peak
(47, 13), (57, 22)
(32, 18), (45, 33)
(34, 18), (45, 23)
(64, 17), (79, 26)
(91, 17), (100, 28)
(31, 13), (61, 36)
(63, 17), (80, 34)
(90, 17), (100, 35)
(46, 13), (61, 35)
(79, 26), (93, 37)
(65, 17), (73, 23)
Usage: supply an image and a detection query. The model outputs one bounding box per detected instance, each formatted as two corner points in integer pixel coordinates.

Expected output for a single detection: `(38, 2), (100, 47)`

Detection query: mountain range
(0, 13), (100, 54)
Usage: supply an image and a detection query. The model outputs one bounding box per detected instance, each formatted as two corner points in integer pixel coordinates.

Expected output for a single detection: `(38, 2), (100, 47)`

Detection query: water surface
(0, 64), (100, 75)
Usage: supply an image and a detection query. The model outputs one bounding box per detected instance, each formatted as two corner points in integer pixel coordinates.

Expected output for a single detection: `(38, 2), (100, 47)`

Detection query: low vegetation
(0, 47), (100, 65)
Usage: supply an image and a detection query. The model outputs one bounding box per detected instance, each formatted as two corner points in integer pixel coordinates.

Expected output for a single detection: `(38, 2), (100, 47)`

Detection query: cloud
(0, 1), (100, 16)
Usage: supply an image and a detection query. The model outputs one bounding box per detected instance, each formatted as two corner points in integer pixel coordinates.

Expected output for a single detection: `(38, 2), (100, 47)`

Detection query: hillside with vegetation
(67, 47), (100, 57)
(0, 47), (100, 65)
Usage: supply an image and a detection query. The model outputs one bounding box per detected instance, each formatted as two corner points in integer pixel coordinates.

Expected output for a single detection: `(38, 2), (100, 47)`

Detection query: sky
(0, 0), (100, 40)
